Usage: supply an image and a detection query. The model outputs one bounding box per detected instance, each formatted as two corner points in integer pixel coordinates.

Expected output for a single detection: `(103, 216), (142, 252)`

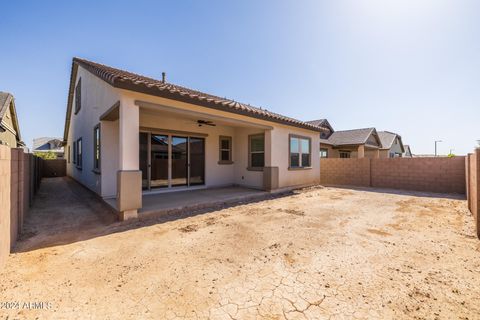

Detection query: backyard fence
(466, 149), (480, 238)
(0, 145), (43, 267)
(320, 157), (466, 194)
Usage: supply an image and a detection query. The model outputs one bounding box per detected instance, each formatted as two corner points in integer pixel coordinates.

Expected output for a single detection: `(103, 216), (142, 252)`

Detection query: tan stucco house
(307, 119), (383, 159)
(63, 58), (326, 219)
(0, 92), (23, 148)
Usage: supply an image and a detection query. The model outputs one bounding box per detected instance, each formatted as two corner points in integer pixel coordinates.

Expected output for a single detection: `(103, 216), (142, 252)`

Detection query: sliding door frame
(140, 129), (206, 190)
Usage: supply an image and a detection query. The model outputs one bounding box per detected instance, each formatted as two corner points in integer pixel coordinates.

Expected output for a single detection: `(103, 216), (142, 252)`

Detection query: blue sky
(0, 0), (479, 155)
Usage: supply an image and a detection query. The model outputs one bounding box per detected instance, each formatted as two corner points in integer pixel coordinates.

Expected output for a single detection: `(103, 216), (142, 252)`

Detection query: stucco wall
(0, 107), (19, 147)
(66, 66), (122, 195)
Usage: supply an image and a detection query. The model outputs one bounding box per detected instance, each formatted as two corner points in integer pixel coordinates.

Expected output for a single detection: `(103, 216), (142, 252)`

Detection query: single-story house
(0, 92), (24, 148)
(307, 122), (383, 158)
(32, 137), (65, 158)
(377, 131), (405, 158)
(63, 58), (327, 220)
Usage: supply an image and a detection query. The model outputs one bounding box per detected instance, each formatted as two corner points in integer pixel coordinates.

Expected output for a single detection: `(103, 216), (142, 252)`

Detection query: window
(339, 151), (350, 158)
(76, 138), (82, 169)
(68, 145), (71, 163)
(320, 148), (328, 158)
(74, 78), (82, 114)
(289, 135), (311, 168)
(248, 134), (264, 170)
(73, 141), (76, 164)
(93, 124), (101, 171)
(218, 136), (232, 164)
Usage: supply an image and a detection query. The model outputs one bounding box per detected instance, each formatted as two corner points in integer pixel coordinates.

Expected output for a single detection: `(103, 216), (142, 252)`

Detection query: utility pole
(435, 140), (442, 157)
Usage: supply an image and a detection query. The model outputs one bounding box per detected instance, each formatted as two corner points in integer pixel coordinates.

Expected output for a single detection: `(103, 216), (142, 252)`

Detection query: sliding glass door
(139, 132), (205, 190)
(171, 136), (188, 187)
(189, 137), (205, 186)
(151, 135), (169, 188)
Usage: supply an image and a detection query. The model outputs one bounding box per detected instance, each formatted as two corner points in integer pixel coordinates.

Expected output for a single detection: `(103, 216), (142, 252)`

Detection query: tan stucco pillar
(263, 129), (279, 191)
(117, 100), (141, 220)
(357, 145), (365, 158)
(374, 149), (380, 158)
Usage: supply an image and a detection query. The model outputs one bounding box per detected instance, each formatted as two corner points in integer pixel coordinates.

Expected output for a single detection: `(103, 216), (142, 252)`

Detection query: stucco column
(357, 145), (365, 158)
(374, 149), (380, 158)
(117, 100), (142, 220)
(263, 129), (279, 191)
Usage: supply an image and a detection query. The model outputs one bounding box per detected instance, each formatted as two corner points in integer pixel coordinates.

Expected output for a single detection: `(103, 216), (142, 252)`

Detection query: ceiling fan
(197, 120), (216, 127)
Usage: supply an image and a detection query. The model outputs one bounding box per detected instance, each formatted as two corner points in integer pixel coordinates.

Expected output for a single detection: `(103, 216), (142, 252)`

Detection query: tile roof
(378, 131), (399, 149)
(326, 127), (378, 146)
(306, 118), (334, 132)
(66, 58), (327, 139)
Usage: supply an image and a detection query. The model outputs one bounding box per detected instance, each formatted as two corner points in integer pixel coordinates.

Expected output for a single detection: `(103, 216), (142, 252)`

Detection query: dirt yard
(1, 179), (480, 320)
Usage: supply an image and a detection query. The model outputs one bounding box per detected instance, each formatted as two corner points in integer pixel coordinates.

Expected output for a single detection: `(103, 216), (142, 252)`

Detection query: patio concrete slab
(105, 186), (284, 219)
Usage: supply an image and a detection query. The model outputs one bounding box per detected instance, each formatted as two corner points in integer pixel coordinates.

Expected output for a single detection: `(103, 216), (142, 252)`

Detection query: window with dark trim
(73, 141), (76, 164)
(74, 78), (82, 114)
(339, 151), (350, 158)
(289, 135), (311, 168)
(93, 124), (101, 172)
(68, 145), (71, 163)
(320, 148), (328, 158)
(76, 138), (82, 169)
(248, 134), (264, 170)
(218, 136), (232, 164)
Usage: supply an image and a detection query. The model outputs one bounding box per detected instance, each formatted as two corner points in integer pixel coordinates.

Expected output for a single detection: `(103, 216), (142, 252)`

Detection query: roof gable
(64, 58), (327, 142)
(0, 92), (22, 142)
(378, 131), (405, 152)
(306, 119), (334, 132)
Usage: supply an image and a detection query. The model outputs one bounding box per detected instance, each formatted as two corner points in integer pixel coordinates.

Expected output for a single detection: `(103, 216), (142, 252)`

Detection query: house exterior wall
(66, 68), (321, 198)
(0, 107), (19, 147)
(66, 66), (122, 196)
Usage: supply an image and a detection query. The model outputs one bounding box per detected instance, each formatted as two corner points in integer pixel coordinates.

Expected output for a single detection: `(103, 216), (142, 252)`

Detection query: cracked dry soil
(1, 184), (480, 319)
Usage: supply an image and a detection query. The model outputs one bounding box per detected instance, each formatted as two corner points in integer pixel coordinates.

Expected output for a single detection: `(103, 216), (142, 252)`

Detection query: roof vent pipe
(162, 72), (166, 83)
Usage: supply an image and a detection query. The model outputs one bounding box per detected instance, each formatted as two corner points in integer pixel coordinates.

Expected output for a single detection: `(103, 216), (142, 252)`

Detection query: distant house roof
(306, 119), (334, 132)
(33, 137), (64, 153)
(0, 91), (22, 144)
(404, 144), (412, 155)
(64, 58), (328, 142)
(326, 127), (381, 147)
(378, 131), (405, 152)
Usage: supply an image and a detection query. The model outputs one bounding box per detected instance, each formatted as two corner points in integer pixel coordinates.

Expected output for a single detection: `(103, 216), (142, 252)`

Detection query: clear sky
(1, 0), (479, 155)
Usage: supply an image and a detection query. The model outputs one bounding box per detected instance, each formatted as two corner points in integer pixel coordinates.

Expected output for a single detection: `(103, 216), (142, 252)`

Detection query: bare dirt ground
(1, 178), (480, 320)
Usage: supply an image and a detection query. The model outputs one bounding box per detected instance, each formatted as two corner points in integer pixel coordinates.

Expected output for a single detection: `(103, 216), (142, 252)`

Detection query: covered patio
(104, 186), (284, 220)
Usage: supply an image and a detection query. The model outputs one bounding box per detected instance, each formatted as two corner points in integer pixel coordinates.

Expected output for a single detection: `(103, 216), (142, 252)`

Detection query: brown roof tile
(69, 58), (327, 135)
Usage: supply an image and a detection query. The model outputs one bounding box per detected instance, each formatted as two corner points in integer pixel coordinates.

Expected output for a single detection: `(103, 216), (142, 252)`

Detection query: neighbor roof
(306, 119), (334, 132)
(378, 131), (404, 153)
(0, 91), (22, 142)
(326, 128), (380, 146)
(64, 58), (328, 142)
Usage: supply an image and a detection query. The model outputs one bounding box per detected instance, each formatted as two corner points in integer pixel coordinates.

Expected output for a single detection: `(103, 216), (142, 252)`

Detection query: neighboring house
(32, 137), (65, 159)
(307, 119), (383, 159)
(403, 144), (413, 157)
(63, 58), (326, 219)
(378, 131), (405, 158)
(0, 92), (24, 148)
(306, 119), (334, 140)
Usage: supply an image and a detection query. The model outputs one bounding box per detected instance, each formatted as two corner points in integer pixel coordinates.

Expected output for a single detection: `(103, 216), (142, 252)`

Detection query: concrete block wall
(320, 158), (371, 187)
(0, 145), (41, 268)
(466, 149), (480, 238)
(320, 157), (466, 194)
(372, 157), (466, 194)
(0, 145), (12, 268)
